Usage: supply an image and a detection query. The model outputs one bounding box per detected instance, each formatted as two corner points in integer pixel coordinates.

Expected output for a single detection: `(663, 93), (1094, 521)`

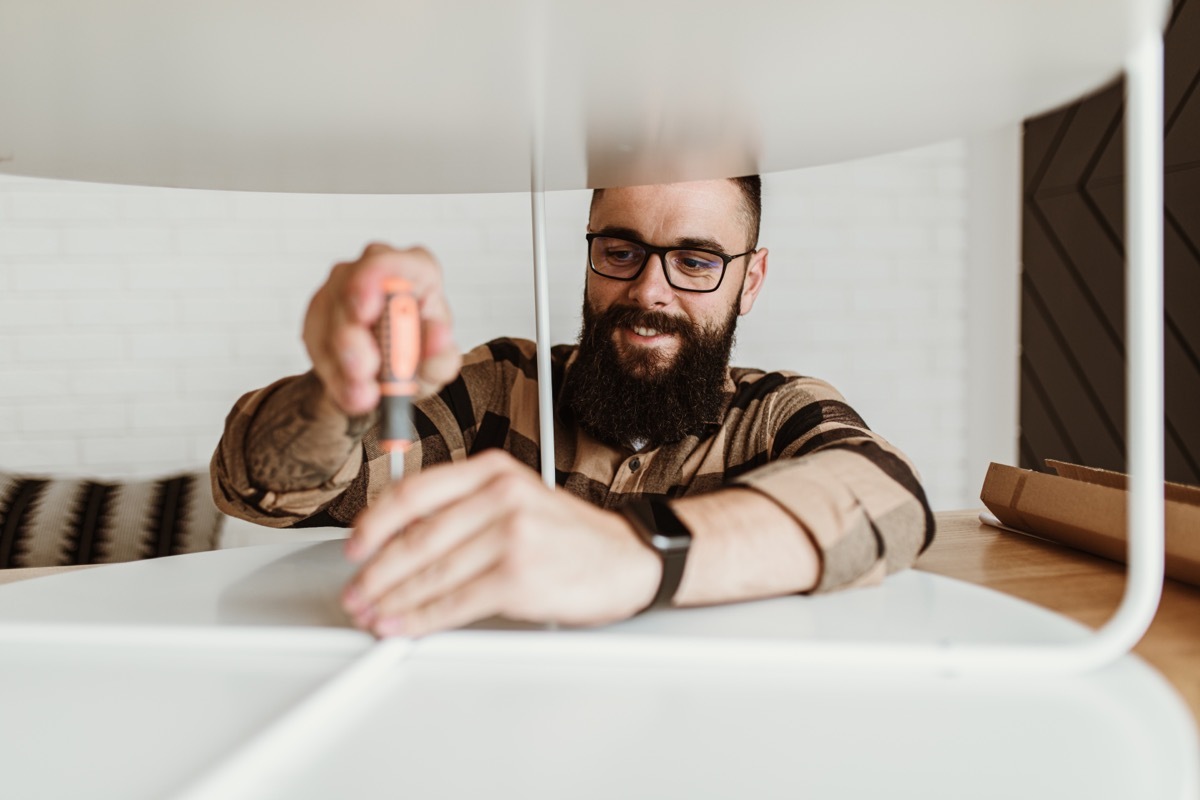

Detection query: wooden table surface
(1, 510), (1196, 723)
(918, 509), (1200, 723)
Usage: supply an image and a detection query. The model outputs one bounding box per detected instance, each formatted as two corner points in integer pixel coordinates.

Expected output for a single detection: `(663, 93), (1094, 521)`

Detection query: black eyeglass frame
(585, 233), (755, 294)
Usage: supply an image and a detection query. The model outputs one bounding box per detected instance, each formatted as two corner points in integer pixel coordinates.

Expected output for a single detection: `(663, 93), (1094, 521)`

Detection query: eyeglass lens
(589, 236), (724, 291)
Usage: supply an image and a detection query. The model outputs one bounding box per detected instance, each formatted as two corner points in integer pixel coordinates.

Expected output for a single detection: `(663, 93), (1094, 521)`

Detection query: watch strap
(619, 497), (692, 613)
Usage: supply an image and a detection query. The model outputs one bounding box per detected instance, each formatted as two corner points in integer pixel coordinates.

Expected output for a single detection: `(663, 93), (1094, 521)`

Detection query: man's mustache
(593, 305), (693, 337)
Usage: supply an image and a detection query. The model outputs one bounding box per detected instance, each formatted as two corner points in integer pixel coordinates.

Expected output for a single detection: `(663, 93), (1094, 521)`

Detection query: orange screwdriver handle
(378, 277), (420, 455)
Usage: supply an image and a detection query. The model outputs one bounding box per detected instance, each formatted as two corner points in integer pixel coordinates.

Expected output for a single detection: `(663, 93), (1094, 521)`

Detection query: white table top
(0, 0), (1171, 193)
(0, 541), (1195, 799)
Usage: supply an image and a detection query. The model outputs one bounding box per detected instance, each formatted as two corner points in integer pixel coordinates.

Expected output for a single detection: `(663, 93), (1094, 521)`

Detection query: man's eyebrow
(592, 225), (646, 242)
(592, 226), (731, 254)
(674, 236), (732, 253)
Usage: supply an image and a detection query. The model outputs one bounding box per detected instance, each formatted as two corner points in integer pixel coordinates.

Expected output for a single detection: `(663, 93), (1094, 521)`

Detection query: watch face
(649, 502), (690, 537)
(622, 498), (690, 611)
(622, 498), (692, 554)
(650, 530), (692, 553)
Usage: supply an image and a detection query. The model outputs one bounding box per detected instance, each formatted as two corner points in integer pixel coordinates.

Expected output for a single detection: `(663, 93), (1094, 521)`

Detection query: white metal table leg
(530, 154), (556, 490)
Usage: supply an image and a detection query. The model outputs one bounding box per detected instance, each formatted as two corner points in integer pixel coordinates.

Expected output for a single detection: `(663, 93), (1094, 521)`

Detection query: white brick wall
(0, 139), (971, 508)
(743, 141), (969, 509)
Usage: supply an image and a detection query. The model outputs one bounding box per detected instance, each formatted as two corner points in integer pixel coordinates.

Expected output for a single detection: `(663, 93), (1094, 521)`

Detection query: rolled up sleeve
(209, 375), (365, 528)
(729, 377), (935, 593)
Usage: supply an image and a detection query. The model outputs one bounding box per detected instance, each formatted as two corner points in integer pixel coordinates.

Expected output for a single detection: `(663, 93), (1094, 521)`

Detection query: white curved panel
(0, 643), (361, 800)
(0, 539), (357, 630)
(0, 0), (1170, 192)
(234, 653), (1198, 800)
(0, 541), (1194, 799)
(0, 539), (1146, 649)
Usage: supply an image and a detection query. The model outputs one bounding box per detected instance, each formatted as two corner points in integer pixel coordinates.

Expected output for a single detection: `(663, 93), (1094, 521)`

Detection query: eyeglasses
(586, 233), (754, 293)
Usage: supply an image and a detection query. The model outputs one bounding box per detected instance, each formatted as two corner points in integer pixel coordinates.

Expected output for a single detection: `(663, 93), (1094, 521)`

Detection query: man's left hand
(341, 450), (661, 637)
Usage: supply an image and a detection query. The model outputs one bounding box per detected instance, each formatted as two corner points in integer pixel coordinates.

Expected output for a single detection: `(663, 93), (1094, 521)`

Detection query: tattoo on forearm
(245, 372), (375, 493)
(344, 409), (374, 440)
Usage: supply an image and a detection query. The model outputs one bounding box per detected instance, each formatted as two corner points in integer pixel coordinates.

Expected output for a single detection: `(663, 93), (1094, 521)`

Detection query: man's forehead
(589, 181), (747, 245)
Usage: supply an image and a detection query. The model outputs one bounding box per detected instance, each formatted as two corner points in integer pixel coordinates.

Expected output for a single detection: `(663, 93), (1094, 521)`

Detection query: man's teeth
(633, 326), (660, 337)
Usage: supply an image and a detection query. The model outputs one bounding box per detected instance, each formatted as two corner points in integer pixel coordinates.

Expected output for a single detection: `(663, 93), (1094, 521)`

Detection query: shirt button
(629, 458), (641, 472)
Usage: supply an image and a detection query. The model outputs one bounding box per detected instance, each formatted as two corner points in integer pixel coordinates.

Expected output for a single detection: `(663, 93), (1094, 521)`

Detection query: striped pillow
(0, 470), (222, 569)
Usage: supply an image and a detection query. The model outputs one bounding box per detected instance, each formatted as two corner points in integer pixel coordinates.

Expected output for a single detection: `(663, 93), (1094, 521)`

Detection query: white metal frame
(521, 34), (1165, 675)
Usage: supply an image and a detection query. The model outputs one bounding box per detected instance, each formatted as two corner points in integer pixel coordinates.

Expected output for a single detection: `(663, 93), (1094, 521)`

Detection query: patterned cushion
(0, 470), (222, 568)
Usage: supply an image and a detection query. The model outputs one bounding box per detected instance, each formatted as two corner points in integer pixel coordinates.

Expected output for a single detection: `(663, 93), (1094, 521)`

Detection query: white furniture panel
(0, 643), (362, 799)
(0, 0), (1170, 192)
(0, 543), (1194, 799)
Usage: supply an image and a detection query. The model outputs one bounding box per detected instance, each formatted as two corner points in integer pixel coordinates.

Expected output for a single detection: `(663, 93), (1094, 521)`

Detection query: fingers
(341, 452), (537, 636)
(345, 450), (527, 563)
(352, 521), (510, 635)
(329, 318), (383, 412)
(338, 450), (657, 638)
(344, 485), (512, 612)
(341, 244), (449, 327)
(305, 293), (382, 415)
(302, 243), (459, 415)
(374, 567), (506, 638)
(417, 317), (462, 396)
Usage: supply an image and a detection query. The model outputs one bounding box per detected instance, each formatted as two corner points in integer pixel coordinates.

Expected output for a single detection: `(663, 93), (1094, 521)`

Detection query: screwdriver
(377, 277), (421, 481)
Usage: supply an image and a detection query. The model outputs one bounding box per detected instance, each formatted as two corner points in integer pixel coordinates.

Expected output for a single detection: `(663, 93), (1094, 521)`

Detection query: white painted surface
(232, 655), (1195, 800)
(0, 543), (1192, 799)
(217, 517), (347, 550)
(0, 642), (360, 800)
(0, 536), (1183, 674)
(0, 539), (1100, 646)
(965, 125), (1022, 499)
(1118, 30), (1167, 690)
(0, 539), (357, 629)
(0, 1), (1169, 192)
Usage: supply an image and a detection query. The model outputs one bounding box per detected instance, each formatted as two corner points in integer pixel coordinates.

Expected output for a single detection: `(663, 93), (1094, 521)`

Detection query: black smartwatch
(618, 497), (692, 613)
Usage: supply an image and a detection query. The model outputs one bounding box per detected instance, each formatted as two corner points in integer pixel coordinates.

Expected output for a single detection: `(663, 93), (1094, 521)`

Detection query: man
(212, 176), (934, 638)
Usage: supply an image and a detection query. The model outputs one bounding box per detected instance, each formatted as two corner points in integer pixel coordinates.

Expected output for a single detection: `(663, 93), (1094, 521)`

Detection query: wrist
(618, 498), (693, 613)
(617, 514), (664, 615)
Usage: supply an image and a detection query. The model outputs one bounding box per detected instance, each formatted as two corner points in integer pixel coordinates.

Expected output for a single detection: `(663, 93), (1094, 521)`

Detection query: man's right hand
(303, 243), (461, 416)
(240, 244), (460, 495)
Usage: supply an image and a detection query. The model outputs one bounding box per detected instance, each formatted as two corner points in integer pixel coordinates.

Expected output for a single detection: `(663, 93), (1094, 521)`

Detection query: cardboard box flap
(1047, 459), (1200, 507)
(981, 462), (1200, 588)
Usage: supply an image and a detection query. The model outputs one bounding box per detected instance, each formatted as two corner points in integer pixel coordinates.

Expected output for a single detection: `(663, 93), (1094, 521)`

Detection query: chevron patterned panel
(1021, 0), (1200, 485)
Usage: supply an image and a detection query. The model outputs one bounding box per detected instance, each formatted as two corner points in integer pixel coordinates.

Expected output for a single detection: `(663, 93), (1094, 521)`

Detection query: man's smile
(616, 325), (680, 357)
(624, 323), (672, 341)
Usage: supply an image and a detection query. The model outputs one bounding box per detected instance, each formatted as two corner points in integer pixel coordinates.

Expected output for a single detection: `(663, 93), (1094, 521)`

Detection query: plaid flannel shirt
(212, 337), (934, 592)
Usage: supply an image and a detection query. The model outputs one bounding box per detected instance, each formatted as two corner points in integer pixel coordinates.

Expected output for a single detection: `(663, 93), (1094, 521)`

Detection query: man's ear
(738, 248), (768, 315)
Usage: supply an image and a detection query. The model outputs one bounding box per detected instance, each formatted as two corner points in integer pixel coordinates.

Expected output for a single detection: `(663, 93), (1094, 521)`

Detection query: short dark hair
(590, 174), (762, 251)
(730, 174), (761, 249)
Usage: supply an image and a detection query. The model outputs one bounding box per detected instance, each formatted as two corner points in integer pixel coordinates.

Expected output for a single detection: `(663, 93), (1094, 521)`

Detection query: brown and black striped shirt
(212, 337), (934, 593)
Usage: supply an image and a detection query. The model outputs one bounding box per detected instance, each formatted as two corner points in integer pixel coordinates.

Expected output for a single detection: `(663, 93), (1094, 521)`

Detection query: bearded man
(212, 177), (934, 637)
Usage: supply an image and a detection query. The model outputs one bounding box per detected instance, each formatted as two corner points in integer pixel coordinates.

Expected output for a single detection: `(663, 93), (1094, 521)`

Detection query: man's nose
(627, 254), (675, 307)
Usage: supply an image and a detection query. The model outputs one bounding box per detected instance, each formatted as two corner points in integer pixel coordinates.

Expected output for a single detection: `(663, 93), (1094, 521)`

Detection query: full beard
(560, 299), (738, 450)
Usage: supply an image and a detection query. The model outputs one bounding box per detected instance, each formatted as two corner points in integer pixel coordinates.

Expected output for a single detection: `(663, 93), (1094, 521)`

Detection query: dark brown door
(1021, 0), (1200, 485)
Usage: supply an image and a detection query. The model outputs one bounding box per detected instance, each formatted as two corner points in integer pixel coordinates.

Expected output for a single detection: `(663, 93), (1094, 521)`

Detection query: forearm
(676, 373), (931, 598)
(211, 371), (374, 526)
(664, 439), (933, 604)
(734, 443), (932, 592)
(668, 489), (820, 606)
(244, 371), (374, 493)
